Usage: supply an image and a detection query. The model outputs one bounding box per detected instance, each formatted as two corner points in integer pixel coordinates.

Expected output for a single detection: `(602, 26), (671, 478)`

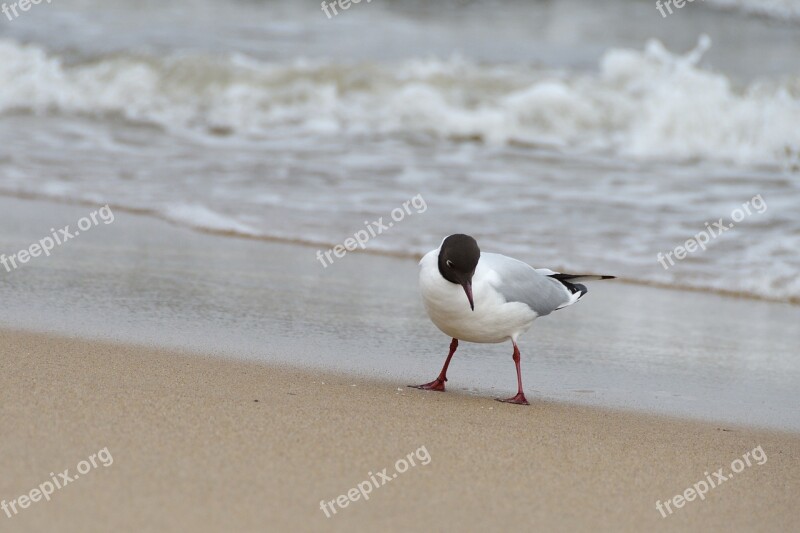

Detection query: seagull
(411, 234), (615, 405)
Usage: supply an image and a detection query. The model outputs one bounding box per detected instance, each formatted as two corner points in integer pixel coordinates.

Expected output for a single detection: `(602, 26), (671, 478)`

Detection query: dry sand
(1, 329), (797, 532)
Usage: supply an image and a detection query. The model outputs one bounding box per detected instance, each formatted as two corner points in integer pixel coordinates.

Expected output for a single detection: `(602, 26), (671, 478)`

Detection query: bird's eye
(446, 260), (454, 268)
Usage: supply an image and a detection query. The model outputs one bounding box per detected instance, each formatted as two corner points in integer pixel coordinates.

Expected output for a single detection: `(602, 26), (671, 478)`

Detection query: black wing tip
(549, 274), (615, 297)
(550, 274), (617, 281)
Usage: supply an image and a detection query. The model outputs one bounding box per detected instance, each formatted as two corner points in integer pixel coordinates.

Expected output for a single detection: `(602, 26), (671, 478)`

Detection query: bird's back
(477, 253), (579, 317)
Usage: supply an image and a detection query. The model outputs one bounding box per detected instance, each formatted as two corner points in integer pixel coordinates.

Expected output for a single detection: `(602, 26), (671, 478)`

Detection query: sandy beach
(1, 195), (799, 531)
(1, 329), (798, 532)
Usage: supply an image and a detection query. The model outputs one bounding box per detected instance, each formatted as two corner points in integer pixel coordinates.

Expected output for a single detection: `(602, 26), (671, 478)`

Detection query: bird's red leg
(410, 338), (458, 392)
(498, 341), (529, 405)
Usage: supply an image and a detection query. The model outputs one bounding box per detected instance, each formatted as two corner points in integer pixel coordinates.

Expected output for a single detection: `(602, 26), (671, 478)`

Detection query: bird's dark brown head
(438, 234), (480, 311)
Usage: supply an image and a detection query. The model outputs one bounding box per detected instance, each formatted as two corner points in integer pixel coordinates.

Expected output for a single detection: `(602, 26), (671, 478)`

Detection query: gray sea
(1, 0), (799, 302)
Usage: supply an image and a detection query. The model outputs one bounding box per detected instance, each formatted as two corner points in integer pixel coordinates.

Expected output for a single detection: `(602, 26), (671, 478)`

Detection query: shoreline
(1, 329), (798, 531)
(1, 195), (799, 432)
(4, 324), (798, 438)
(0, 190), (796, 307)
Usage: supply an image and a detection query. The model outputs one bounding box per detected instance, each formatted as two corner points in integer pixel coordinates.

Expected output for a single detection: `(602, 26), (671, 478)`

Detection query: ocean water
(1, 0), (799, 302)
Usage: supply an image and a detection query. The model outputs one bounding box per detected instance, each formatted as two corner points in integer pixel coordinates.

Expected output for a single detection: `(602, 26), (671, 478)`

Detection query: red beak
(462, 282), (474, 311)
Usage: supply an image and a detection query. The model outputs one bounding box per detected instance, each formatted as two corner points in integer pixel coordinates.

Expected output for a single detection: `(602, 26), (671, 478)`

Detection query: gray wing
(480, 253), (572, 317)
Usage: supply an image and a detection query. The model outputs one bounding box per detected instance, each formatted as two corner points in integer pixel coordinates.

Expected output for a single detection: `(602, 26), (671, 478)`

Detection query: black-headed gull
(412, 234), (615, 405)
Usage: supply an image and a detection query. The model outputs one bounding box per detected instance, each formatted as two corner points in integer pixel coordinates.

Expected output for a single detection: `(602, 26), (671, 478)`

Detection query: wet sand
(1, 195), (799, 430)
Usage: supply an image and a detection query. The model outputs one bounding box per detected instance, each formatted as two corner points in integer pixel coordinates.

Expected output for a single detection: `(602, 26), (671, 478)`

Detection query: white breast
(418, 250), (539, 344)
